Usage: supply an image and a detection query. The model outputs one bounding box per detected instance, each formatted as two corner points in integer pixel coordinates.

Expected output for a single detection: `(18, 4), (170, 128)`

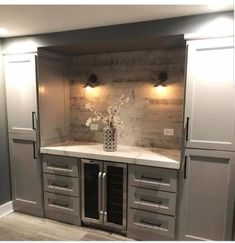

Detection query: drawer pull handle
(140, 220), (161, 228)
(51, 183), (69, 188)
(184, 156), (187, 179)
(140, 198), (162, 205)
(50, 164), (69, 169)
(51, 201), (69, 208)
(32, 111), (37, 130)
(141, 176), (163, 182)
(33, 142), (37, 159)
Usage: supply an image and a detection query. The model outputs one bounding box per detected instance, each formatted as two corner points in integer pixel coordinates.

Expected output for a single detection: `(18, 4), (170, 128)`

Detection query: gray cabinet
(43, 174), (79, 197)
(128, 208), (176, 240)
(42, 154), (81, 226)
(179, 149), (235, 240)
(4, 53), (43, 216)
(184, 37), (235, 151)
(9, 134), (43, 216)
(128, 187), (176, 216)
(181, 36), (235, 241)
(129, 165), (177, 193)
(127, 165), (178, 240)
(43, 154), (78, 177)
(44, 192), (79, 217)
(4, 54), (38, 136)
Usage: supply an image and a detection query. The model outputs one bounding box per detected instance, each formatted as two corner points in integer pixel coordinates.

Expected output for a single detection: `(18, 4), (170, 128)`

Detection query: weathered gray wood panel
(69, 48), (185, 149)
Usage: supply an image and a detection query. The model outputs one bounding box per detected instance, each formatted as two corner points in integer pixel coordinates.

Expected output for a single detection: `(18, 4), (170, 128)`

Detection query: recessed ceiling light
(0, 27), (8, 36)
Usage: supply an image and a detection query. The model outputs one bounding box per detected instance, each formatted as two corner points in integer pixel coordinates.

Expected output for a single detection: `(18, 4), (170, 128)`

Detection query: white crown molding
(184, 32), (233, 41)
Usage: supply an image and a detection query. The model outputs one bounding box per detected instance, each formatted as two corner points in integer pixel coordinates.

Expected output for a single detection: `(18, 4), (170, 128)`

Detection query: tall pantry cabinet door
(4, 54), (38, 135)
(179, 149), (235, 240)
(184, 37), (235, 151)
(9, 134), (43, 216)
(4, 53), (43, 216)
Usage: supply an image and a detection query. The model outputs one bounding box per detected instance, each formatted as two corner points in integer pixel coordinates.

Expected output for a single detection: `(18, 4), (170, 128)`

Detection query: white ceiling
(0, 5), (233, 37)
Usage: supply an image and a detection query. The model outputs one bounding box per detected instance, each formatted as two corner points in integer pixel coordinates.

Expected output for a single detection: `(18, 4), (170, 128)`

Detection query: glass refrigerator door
(103, 162), (127, 231)
(81, 159), (103, 224)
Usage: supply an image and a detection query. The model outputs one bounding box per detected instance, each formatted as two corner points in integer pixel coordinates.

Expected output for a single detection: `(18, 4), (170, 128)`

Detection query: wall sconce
(153, 71), (168, 88)
(84, 74), (99, 88)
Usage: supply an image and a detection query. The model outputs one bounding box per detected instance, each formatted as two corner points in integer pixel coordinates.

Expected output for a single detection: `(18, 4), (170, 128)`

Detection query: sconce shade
(154, 71), (168, 87)
(154, 81), (167, 87)
(84, 74), (99, 88)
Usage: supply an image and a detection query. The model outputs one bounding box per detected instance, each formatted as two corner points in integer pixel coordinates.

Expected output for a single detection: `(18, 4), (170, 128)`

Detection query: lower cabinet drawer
(129, 186), (176, 216)
(127, 208), (175, 240)
(44, 174), (78, 197)
(129, 165), (177, 193)
(43, 155), (78, 177)
(44, 192), (79, 216)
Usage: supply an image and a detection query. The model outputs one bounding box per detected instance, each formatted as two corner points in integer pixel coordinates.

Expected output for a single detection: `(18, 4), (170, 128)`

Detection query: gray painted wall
(69, 48), (185, 149)
(0, 39), (11, 205)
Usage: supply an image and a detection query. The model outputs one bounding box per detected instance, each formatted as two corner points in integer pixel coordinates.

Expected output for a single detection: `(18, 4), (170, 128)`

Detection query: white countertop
(40, 141), (181, 170)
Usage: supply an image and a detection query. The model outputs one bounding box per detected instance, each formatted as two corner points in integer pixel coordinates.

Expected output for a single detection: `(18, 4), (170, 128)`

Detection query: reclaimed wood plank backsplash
(68, 48), (185, 149)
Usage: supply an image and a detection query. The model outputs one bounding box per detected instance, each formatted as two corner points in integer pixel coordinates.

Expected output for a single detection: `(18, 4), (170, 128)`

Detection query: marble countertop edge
(40, 142), (181, 170)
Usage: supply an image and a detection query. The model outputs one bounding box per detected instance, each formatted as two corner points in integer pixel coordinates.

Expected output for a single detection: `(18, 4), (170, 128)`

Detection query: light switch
(164, 128), (174, 136)
(90, 123), (99, 131)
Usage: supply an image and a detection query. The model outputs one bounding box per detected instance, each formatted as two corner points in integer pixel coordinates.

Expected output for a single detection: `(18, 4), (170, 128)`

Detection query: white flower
(107, 106), (113, 115)
(112, 115), (122, 128)
(125, 97), (130, 103)
(85, 103), (92, 109)
(85, 94), (129, 128)
(92, 117), (101, 122)
(86, 117), (92, 126)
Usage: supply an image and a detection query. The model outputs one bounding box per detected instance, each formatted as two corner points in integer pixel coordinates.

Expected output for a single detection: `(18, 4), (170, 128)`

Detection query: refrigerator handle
(102, 172), (107, 216)
(98, 171), (103, 215)
(32, 111), (37, 130)
(185, 117), (189, 142)
(184, 156), (187, 179)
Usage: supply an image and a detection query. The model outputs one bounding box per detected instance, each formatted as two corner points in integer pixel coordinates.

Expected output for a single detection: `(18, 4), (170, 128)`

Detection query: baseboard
(0, 201), (14, 218)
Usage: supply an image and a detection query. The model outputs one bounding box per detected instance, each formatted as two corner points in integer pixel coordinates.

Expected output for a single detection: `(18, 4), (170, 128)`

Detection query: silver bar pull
(98, 171), (103, 215)
(102, 172), (107, 216)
